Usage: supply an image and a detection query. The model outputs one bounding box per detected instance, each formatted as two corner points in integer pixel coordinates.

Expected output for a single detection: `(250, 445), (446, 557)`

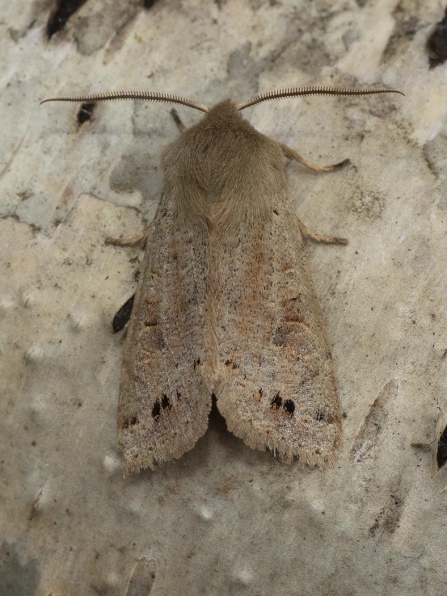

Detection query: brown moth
(42, 86), (403, 474)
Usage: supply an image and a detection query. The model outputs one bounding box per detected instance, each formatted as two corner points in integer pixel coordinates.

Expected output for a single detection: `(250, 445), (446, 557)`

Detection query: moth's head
(208, 99), (239, 116)
(201, 99), (243, 127)
(40, 87), (404, 122)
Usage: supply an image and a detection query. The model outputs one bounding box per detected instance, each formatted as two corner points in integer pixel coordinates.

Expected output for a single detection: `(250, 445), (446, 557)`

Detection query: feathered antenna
(40, 90), (209, 113)
(237, 86), (404, 111)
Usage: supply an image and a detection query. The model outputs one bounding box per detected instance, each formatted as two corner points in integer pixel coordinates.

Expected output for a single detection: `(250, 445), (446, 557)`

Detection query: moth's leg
(280, 142), (350, 172)
(106, 223), (151, 333)
(170, 108), (187, 134)
(296, 217), (348, 245)
(105, 223), (152, 248)
(113, 294), (135, 333)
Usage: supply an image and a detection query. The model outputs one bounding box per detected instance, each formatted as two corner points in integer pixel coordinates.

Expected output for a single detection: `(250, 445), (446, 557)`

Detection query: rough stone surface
(1, 1), (447, 594)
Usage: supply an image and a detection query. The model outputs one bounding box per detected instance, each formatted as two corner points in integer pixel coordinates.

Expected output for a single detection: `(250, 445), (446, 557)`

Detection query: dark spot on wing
(123, 415), (139, 429)
(144, 315), (158, 326)
(149, 328), (165, 349)
(273, 326), (289, 347)
(253, 388), (263, 402)
(152, 401), (161, 419)
(152, 395), (172, 421)
(225, 359), (238, 369)
(283, 400), (295, 416)
(271, 394), (282, 409)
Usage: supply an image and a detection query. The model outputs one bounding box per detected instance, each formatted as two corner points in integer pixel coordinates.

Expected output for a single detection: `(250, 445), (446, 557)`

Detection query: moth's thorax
(161, 100), (288, 228)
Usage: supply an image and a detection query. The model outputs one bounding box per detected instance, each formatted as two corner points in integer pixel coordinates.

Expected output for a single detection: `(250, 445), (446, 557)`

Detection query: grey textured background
(1, 1), (447, 594)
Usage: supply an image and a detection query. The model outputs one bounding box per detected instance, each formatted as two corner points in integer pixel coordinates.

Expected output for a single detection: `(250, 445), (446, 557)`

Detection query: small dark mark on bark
(437, 425), (447, 469)
(113, 295), (135, 333)
(77, 103), (95, 125)
(143, 0), (161, 9)
(46, 0), (89, 40)
(427, 9), (447, 68)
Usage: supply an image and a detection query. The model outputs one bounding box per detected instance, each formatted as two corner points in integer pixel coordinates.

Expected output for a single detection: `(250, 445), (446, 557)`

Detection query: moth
(42, 85), (403, 474)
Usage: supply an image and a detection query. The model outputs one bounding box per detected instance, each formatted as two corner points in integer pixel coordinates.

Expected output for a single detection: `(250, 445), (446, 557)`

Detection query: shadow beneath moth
(42, 85), (403, 475)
